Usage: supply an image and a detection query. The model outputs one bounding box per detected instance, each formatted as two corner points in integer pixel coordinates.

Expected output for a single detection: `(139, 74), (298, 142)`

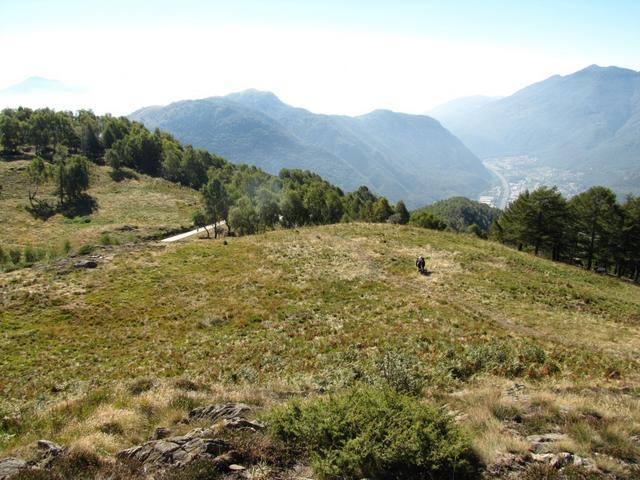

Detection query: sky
(0, 0), (639, 116)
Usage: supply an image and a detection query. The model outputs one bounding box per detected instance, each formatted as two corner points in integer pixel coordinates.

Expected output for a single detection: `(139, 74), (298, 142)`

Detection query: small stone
(550, 452), (573, 468)
(228, 464), (246, 471)
(526, 433), (567, 443)
(212, 450), (243, 469)
(221, 418), (265, 431)
(37, 440), (63, 453)
(188, 403), (251, 423)
(74, 260), (97, 269)
(531, 453), (556, 463)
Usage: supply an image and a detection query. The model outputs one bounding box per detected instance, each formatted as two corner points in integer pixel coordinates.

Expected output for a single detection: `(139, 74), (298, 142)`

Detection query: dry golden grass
(0, 160), (199, 252)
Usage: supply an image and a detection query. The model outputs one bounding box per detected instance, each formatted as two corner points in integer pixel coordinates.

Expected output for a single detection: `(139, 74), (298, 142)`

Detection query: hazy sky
(1, 0), (639, 115)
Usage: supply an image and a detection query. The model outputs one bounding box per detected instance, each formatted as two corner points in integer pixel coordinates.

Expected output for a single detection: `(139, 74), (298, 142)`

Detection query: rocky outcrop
(0, 440), (65, 479)
(187, 402), (251, 423)
(117, 428), (233, 472)
(0, 458), (26, 480)
(115, 402), (257, 476)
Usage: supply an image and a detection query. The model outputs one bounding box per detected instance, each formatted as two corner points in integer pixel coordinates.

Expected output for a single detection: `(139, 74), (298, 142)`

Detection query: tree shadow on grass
(110, 168), (139, 182)
(60, 194), (98, 218)
(25, 200), (57, 220)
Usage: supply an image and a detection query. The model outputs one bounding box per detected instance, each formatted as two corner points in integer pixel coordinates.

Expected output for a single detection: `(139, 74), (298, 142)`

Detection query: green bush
(63, 239), (72, 254)
(372, 349), (425, 396)
(77, 244), (95, 255)
(8, 247), (21, 265)
(99, 233), (113, 246)
(23, 245), (42, 264)
(267, 387), (478, 480)
(438, 340), (552, 381)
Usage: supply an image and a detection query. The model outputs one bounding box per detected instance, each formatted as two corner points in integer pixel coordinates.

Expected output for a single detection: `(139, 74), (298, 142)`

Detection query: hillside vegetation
(411, 196), (501, 234)
(0, 160), (199, 253)
(1, 223), (639, 478)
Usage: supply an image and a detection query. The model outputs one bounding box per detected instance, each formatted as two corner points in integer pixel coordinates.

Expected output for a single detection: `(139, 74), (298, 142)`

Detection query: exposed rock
(188, 403), (251, 423)
(117, 428), (230, 472)
(74, 260), (98, 269)
(0, 458), (27, 480)
(505, 383), (527, 399)
(531, 451), (573, 468)
(526, 433), (567, 453)
(572, 454), (598, 470)
(37, 439), (63, 454)
(481, 453), (529, 478)
(221, 418), (265, 431)
(36, 440), (66, 468)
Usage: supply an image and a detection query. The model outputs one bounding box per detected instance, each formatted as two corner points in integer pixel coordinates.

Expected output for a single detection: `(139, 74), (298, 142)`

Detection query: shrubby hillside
(411, 196), (501, 234)
(1, 223), (639, 478)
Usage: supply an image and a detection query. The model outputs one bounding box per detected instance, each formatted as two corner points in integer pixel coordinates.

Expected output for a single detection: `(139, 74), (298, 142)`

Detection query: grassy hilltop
(1, 222), (640, 477)
(0, 160), (199, 254)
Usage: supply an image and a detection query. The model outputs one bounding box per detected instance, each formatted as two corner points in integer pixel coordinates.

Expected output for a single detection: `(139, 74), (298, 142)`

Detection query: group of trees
(1, 107), (407, 232)
(494, 186), (640, 281)
(195, 168), (412, 237)
(411, 196), (501, 237)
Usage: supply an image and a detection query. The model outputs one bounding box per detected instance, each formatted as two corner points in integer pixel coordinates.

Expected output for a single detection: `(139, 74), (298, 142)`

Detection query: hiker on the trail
(416, 256), (426, 274)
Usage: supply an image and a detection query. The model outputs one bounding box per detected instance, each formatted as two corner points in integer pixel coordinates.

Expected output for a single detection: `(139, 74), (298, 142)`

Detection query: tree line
(493, 186), (640, 281)
(0, 107), (410, 232)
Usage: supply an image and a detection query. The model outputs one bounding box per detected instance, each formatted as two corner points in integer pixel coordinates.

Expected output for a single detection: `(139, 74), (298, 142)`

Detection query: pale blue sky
(1, 1), (638, 114)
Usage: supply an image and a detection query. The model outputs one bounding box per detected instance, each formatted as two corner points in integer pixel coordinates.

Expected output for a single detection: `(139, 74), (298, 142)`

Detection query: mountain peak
(573, 64), (638, 77)
(224, 89), (285, 109)
(1, 76), (86, 95)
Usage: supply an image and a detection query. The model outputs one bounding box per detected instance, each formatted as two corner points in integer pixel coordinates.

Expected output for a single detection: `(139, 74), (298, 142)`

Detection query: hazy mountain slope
(428, 95), (501, 123)
(431, 65), (640, 195)
(131, 91), (492, 206)
(130, 97), (369, 191)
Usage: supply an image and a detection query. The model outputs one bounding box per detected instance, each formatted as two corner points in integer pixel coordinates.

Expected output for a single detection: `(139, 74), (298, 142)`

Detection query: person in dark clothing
(416, 256), (426, 274)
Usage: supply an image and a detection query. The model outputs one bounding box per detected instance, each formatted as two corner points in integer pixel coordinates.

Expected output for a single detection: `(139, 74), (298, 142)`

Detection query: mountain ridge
(430, 65), (640, 196)
(130, 91), (492, 207)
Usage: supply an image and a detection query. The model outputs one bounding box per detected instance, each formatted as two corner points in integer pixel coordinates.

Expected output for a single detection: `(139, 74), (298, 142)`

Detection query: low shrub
(23, 245), (45, 264)
(77, 244), (95, 255)
(372, 349), (425, 396)
(438, 340), (553, 381)
(9, 247), (21, 265)
(129, 378), (155, 395)
(267, 386), (478, 480)
(99, 233), (113, 246)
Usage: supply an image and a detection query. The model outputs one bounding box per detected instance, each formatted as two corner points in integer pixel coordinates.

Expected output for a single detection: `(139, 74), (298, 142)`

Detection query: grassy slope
(1, 223), (639, 473)
(0, 160), (199, 251)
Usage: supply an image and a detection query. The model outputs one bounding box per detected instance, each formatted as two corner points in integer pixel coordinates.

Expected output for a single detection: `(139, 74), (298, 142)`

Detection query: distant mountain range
(130, 91), (492, 207)
(430, 65), (640, 196)
(0, 76), (86, 95)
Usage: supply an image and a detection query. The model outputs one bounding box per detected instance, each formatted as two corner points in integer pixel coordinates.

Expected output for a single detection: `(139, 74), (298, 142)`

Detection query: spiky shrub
(267, 387), (478, 480)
